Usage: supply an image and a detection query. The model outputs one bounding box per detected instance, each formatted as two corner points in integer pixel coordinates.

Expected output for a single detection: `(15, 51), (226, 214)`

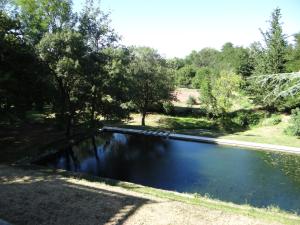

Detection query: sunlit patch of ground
(221, 115), (300, 147)
(173, 88), (200, 107)
(123, 114), (300, 147)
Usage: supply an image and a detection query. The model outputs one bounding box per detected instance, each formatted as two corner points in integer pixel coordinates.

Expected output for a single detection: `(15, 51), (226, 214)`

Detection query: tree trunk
(65, 115), (72, 137)
(141, 112), (146, 126)
(91, 136), (99, 159)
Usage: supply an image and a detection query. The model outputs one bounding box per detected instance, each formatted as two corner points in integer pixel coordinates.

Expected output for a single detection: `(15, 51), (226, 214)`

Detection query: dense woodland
(1, 0), (300, 137)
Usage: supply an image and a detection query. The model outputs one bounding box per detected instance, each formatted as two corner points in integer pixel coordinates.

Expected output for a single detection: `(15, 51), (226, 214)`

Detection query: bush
(231, 111), (265, 127)
(261, 115), (282, 126)
(186, 95), (197, 107)
(285, 108), (300, 136)
(163, 102), (175, 115)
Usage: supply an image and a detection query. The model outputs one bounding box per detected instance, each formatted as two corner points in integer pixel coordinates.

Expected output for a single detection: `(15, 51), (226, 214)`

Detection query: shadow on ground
(0, 166), (152, 225)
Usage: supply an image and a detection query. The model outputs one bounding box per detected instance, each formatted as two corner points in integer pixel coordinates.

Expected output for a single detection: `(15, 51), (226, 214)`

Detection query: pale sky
(73, 0), (300, 58)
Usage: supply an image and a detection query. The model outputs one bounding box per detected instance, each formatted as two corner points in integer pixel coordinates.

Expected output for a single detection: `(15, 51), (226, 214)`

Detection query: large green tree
(78, 0), (128, 126)
(130, 47), (174, 126)
(37, 30), (87, 136)
(249, 8), (288, 110)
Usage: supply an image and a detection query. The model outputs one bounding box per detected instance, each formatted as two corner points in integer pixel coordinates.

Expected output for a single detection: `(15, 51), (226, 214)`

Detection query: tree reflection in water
(261, 151), (300, 185)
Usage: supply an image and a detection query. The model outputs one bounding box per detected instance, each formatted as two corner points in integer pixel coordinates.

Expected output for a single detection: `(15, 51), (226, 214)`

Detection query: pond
(35, 132), (300, 213)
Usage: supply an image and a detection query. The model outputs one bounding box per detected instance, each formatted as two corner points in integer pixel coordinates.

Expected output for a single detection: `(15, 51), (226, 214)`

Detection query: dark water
(36, 132), (300, 213)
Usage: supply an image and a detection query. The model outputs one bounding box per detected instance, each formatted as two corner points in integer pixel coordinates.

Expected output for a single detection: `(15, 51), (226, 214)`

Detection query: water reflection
(36, 132), (300, 213)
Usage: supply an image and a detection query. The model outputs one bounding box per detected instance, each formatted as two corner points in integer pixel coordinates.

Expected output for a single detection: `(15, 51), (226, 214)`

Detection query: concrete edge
(102, 126), (300, 155)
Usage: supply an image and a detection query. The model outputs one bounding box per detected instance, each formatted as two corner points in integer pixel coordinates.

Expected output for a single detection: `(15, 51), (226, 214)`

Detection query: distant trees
(175, 65), (197, 87)
(1, 0), (300, 134)
(130, 47), (174, 126)
(195, 69), (241, 117)
(170, 7), (297, 115)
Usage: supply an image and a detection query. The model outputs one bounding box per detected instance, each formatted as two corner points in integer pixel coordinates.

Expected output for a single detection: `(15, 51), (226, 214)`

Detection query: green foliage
(212, 71), (242, 114)
(37, 30), (87, 135)
(196, 70), (241, 117)
(78, 0), (118, 51)
(191, 67), (211, 88)
(231, 111), (265, 127)
(0, 11), (51, 120)
(167, 57), (185, 70)
(248, 8), (289, 110)
(219, 43), (254, 76)
(186, 95), (197, 107)
(15, 0), (74, 44)
(129, 47), (175, 125)
(185, 48), (220, 68)
(286, 33), (300, 72)
(175, 65), (197, 87)
(158, 116), (216, 130)
(162, 102), (175, 115)
(261, 115), (282, 126)
(285, 108), (300, 136)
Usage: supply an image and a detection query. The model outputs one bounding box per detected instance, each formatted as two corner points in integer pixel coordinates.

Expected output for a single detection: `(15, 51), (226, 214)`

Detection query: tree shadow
(0, 166), (154, 225)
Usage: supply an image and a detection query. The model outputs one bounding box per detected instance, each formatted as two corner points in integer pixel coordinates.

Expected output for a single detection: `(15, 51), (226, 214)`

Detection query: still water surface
(36, 132), (300, 212)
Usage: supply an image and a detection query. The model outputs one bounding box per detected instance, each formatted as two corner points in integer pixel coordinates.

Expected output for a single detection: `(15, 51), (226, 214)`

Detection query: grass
(221, 116), (300, 147)
(116, 113), (300, 147)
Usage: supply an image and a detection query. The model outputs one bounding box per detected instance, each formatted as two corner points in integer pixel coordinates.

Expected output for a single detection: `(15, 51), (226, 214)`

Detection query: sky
(73, 0), (300, 58)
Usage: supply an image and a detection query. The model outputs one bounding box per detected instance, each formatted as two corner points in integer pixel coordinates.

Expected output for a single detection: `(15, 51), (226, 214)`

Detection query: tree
(249, 8), (288, 110)
(37, 30), (87, 136)
(78, 0), (118, 52)
(130, 47), (174, 126)
(212, 71), (241, 115)
(286, 33), (300, 72)
(78, 0), (127, 126)
(260, 8), (288, 74)
(219, 43), (254, 77)
(185, 48), (220, 68)
(175, 65), (197, 87)
(15, 0), (74, 44)
(0, 11), (51, 121)
(195, 69), (241, 117)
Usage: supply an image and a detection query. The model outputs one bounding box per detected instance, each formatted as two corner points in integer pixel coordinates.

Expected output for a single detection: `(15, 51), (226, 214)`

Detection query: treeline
(170, 8), (300, 115)
(0, 0), (174, 134)
(1, 1), (300, 136)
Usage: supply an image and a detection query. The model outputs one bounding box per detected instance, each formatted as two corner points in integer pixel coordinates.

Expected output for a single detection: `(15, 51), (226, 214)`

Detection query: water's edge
(102, 126), (300, 154)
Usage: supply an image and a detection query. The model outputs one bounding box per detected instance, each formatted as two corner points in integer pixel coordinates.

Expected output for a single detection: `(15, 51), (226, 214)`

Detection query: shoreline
(102, 126), (300, 154)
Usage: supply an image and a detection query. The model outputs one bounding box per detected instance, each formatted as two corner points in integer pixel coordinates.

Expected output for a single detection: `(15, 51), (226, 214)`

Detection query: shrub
(285, 108), (300, 136)
(231, 112), (249, 127)
(231, 111), (265, 127)
(163, 102), (175, 115)
(261, 115), (282, 126)
(186, 95), (197, 107)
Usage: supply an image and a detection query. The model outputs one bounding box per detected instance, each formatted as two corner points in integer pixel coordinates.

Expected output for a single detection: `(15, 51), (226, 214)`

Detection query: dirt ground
(0, 165), (283, 225)
(0, 123), (64, 164)
(173, 88), (200, 106)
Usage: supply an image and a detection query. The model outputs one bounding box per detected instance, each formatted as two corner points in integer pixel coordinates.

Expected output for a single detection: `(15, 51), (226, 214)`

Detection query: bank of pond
(35, 132), (300, 214)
